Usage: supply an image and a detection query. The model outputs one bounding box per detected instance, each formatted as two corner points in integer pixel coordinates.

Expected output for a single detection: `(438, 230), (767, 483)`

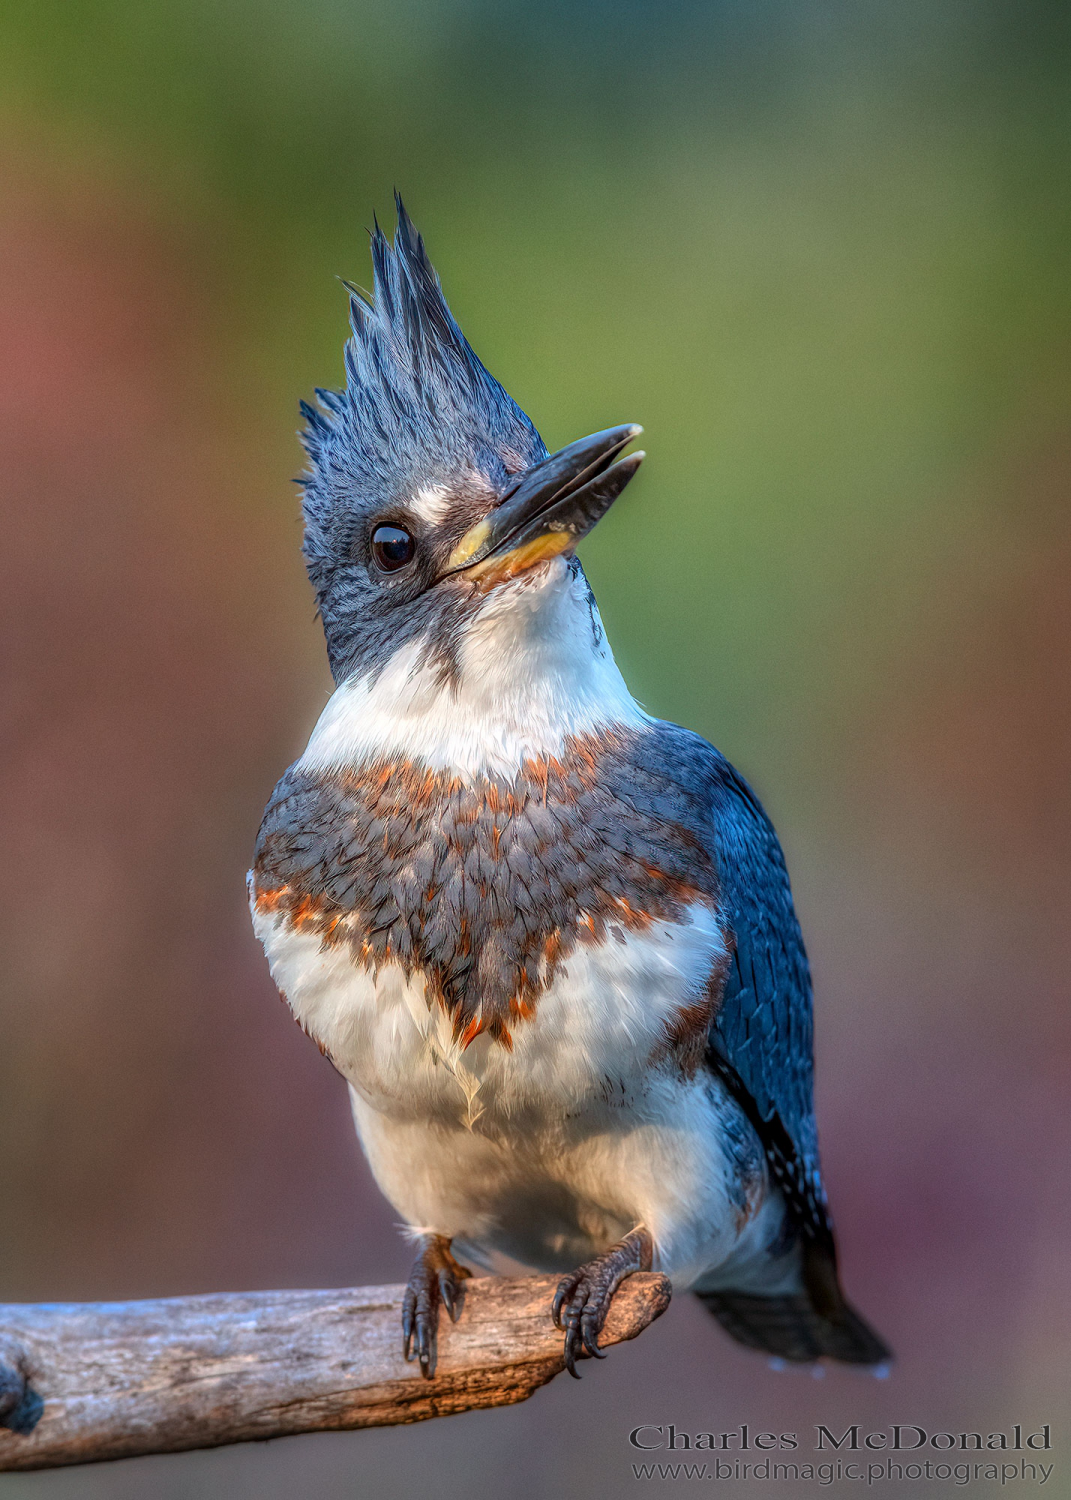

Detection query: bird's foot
(552, 1226), (654, 1378)
(402, 1234), (472, 1378)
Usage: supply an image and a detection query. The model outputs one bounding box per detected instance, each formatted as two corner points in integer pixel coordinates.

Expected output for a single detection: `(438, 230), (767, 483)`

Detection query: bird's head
(298, 198), (643, 697)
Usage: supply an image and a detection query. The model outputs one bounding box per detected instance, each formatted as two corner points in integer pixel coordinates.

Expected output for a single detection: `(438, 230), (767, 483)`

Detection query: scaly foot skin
(402, 1234), (472, 1378)
(552, 1226), (654, 1377)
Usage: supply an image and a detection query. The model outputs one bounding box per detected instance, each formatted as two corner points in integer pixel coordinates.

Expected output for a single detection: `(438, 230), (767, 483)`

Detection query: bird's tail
(695, 1245), (891, 1366)
(696, 1288), (889, 1364)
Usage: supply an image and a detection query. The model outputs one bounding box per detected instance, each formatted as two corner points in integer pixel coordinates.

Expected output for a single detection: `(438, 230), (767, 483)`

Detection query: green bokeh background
(1, 4), (1069, 1497)
(9, 0), (1069, 766)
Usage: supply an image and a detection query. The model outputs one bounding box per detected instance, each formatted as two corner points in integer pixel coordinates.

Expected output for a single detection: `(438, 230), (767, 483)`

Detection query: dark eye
(370, 524), (415, 572)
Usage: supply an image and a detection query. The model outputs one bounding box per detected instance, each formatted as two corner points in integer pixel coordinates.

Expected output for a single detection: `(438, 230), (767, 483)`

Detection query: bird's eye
(370, 524), (416, 572)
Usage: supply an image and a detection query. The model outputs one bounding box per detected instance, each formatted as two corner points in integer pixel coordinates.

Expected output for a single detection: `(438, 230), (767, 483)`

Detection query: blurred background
(1, 1), (1069, 1495)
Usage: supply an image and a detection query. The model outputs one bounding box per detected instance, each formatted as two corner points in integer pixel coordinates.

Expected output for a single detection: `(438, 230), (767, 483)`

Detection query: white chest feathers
(296, 556), (649, 783)
(252, 898), (727, 1131)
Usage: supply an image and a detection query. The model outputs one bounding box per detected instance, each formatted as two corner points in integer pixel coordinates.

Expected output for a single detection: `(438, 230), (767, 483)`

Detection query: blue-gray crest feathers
(300, 195), (546, 572)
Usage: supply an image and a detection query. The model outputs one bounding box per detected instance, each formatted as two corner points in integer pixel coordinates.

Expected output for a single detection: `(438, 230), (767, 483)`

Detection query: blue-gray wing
(704, 756), (831, 1241)
(639, 720), (829, 1240)
(645, 725), (888, 1360)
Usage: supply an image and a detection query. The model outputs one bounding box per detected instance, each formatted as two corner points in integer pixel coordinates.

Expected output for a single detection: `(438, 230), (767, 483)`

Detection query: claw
(401, 1295), (415, 1361)
(400, 1234), (471, 1378)
(581, 1318), (606, 1359)
(439, 1270), (457, 1322)
(551, 1227), (653, 1378)
(563, 1305), (584, 1379)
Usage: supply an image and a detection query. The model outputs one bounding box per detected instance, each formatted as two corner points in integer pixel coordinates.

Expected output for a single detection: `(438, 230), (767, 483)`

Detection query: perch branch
(0, 1273), (670, 1472)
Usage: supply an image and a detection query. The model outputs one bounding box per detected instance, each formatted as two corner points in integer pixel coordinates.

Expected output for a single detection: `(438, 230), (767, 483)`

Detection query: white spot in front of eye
(409, 484), (451, 525)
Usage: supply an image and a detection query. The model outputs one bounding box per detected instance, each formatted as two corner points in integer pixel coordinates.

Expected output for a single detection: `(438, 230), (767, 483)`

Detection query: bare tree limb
(0, 1273), (671, 1471)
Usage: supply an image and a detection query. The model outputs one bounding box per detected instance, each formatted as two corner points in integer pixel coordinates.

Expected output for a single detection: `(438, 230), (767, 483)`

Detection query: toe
(415, 1313), (434, 1375)
(401, 1287), (417, 1361)
(403, 1267), (439, 1371)
(561, 1282), (591, 1378)
(439, 1267), (460, 1322)
(581, 1307), (607, 1359)
(552, 1272), (580, 1330)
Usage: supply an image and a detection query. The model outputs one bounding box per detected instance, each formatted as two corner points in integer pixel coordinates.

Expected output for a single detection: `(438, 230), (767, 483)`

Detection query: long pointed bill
(443, 424), (644, 587)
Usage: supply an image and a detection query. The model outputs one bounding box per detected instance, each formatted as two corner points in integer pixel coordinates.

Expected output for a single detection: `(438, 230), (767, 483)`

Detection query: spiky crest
(299, 195), (545, 573)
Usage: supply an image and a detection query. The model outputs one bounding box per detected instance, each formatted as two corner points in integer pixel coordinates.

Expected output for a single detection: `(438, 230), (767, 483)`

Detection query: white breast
(252, 895), (754, 1283)
(252, 897), (727, 1128)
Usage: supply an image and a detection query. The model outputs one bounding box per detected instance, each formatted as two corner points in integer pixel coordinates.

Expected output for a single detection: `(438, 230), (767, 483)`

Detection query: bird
(250, 196), (890, 1380)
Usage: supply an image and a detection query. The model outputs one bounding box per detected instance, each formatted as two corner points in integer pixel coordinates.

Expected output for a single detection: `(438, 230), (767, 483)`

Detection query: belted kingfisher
(250, 198), (890, 1379)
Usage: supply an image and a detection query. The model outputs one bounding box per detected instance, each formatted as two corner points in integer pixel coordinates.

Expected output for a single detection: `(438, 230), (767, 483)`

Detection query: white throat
(298, 558), (647, 781)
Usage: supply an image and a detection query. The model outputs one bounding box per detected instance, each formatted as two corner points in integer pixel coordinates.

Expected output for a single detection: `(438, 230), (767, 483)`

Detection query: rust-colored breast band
(252, 727), (723, 1050)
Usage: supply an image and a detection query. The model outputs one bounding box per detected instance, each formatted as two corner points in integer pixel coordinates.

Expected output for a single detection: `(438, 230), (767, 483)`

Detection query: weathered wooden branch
(0, 1273), (670, 1471)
